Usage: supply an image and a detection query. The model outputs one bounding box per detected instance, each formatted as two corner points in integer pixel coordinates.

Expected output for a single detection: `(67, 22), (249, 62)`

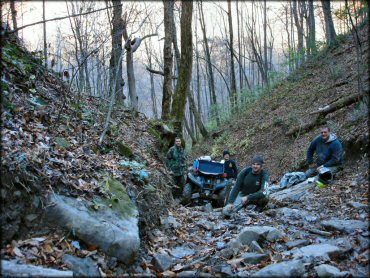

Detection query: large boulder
(61, 254), (100, 277)
(315, 264), (349, 277)
(236, 226), (285, 245)
(1, 260), (73, 277)
(320, 218), (368, 234)
(252, 260), (305, 277)
(44, 179), (139, 264)
(270, 179), (315, 204)
(287, 243), (342, 261)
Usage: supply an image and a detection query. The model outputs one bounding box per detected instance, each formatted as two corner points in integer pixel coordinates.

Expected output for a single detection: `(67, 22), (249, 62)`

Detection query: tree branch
(142, 33), (158, 41)
(145, 66), (177, 79)
(6, 4), (123, 34)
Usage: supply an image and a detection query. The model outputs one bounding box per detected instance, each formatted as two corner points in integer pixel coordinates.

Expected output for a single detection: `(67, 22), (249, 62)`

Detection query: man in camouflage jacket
(166, 137), (187, 195)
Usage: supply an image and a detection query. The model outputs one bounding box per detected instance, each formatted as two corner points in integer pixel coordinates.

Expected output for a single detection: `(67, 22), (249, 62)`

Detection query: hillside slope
(192, 26), (368, 183)
(1, 35), (173, 245)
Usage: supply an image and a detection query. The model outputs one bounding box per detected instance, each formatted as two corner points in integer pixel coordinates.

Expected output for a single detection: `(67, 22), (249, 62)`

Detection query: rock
(357, 235), (369, 252)
(117, 141), (133, 157)
(216, 241), (226, 250)
(177, 270), (198, 277)
(252, 260), (305, 277)
(348, 201), (368, 211)
(314, 264), (349, 277)
(107, 257), (118, 269)
(25, 214), (38, 226)
(2, 260), (73, 277)
(161, 215), (181, 229)
(197, 220), (214, 231)
(289, 243), (342, 261)
(212, 264), (233, 276)
(151, 253), (174, 272)
(13, 191), (22, 198)
(170, 246), (195, 259)
(44, 191), (139, 264)
(270, 179), (315, 204)
(250, 241), (264, 253)
(219, 248), (235, 259)
(237, 226), (284, 245)
(241, 252), (268, 264)
(237, 270), (251, 277)
(286, 239), (310, 250)
(275, 207), (316, 222)
(198, 272), (215, 277)
(220, 265), (233, 276)
(203, 203), (213, 213)
(62, 254), (99, 277)
(321, 219), (368, 234)
(32, 196), (40, 208)
(228, 239), (243, 250)
(326, 238), (353, 254)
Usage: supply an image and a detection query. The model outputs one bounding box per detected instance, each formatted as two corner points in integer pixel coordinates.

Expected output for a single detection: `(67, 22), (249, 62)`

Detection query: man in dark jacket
(305, 126), (343, 177)
(223, 155), (269, 217)
(222, 150), (238, 179)
(166, 137), (187, 195)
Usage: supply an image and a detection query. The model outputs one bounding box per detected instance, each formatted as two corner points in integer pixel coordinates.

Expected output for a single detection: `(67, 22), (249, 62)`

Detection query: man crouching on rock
(223, 156), (269, 217)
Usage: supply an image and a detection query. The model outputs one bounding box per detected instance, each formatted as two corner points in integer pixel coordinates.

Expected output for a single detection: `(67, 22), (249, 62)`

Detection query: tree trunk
(236, 0), (243, 91)
(10, 1), (18, 35)
(144, 40), (158, 119)
(170, 0), (193, 137)
(308, 0), (317, 57)
(227, 0), (238, 112)
(321, 0), (337, 46)
(263, 0), (269, 88)
(162, 0), (174, 121)
(122, 13), (138, 110)
(188, 90), (208, 138)
(43, 0), (47, 68)
(109, 0), (124, 103)
(198, 1), (219, 125)
(293, 0), (304, 66)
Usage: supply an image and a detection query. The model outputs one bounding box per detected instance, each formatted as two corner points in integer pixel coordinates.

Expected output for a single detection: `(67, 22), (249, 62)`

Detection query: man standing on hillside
(222, 150), (238, 179)
(305, 126), (343, 177)
(223, 155), (269, 217)
(166, 137), (187, 196)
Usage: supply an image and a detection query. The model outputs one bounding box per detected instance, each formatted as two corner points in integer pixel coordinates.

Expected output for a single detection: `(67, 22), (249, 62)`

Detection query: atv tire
(181, 183), (192, 205)
(217, 182), (233, 207)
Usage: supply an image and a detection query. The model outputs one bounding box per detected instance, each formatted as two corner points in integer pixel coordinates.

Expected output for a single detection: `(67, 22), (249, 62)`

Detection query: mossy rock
(103, 177), (136, 218)
(55, 137), (71, 149)
(117, 142), (133, 157)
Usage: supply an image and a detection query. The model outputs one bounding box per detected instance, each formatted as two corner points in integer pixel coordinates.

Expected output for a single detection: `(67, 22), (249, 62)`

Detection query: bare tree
(109, 0), (125, 102)
(307, 0), (317, 57)
(43, 0), (47, 68)
(170, 0), (193, 136)
(227, 0), (237, 112)
(162, 0), (174, 121)
(10, 1), (18, 35)
(293, 0), (305, 66)
(321, 0), (337, 46)
(198, 1), (219, 124)
(144, 39), (158, 119)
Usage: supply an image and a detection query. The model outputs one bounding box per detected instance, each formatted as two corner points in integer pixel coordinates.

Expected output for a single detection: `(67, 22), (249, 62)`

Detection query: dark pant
(223, 193), (269, 216)
(172, 175), (185, 198)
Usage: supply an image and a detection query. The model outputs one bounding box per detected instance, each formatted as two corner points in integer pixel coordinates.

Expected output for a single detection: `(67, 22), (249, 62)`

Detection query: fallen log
(286, 92), (365, 137)
(285, 115), (320, 136)
(309, 93), (364, 116)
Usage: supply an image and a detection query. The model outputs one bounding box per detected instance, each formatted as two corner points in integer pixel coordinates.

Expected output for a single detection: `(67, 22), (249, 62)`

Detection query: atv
(182, 156), (233, 207)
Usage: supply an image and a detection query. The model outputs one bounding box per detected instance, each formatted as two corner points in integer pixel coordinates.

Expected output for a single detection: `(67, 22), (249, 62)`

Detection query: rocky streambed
(1, 175), (368, 277)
